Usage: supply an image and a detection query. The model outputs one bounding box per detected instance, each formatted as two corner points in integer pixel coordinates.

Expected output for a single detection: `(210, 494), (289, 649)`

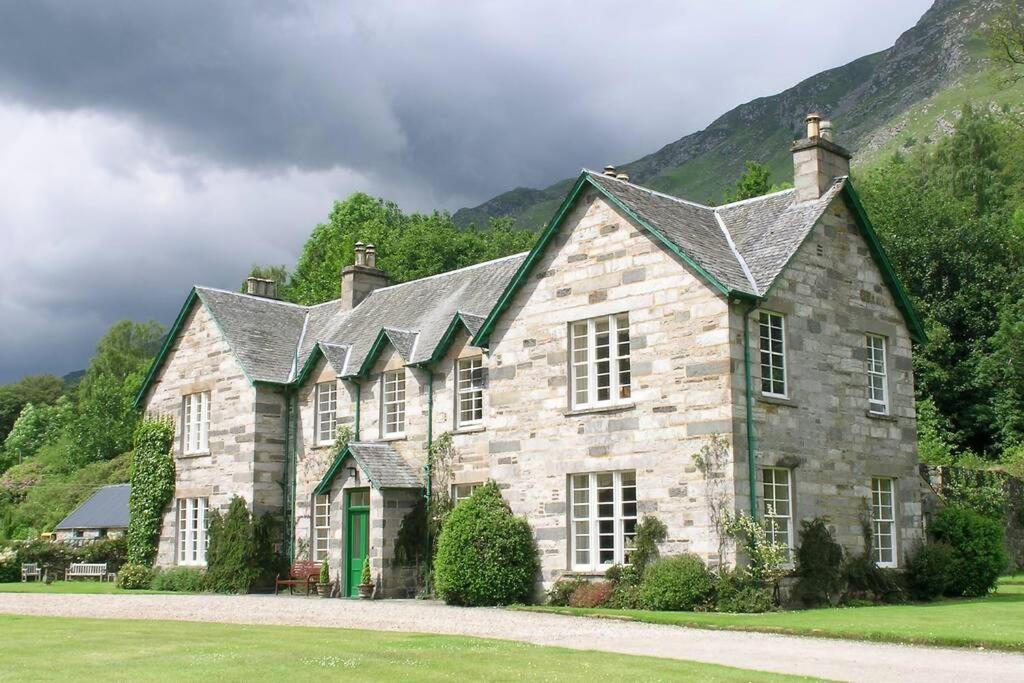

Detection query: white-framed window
(382, 369), (406, 436)
(452, 482), (481, 505)
(313, 493), (330, 561)
(183, 391), (210, 454)
(570, 470), (637, 571)
(759, 312), (787, 397)
(569, 313), (631, 409)
(315, 381), (338, 444)
(456, 357), (485, 428)
(871, 477), (897, 567)
(762, 468), (794, 552)
(866, 334), (889, 415)
(177, 497), (209, 565)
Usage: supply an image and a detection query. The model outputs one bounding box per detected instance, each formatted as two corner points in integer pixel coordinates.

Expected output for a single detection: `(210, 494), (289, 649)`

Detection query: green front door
(345, 489), (370, 596)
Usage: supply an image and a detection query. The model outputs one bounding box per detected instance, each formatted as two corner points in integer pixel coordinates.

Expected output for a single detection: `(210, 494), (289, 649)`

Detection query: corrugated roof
(55, 484), (130, 530)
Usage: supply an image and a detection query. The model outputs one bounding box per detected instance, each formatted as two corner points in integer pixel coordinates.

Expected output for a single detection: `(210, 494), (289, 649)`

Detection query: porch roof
(314, 442), (423, 495)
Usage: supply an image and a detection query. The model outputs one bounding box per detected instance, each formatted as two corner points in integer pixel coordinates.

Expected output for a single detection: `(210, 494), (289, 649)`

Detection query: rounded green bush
(904, 542), (954, 600)
(116, 562), (153, 590)
(714, 569), (774, 613)
(930, 507), (1006, 597)
(150, 567), (206, 592)
(638, 554), (713, 611)
(433, 481), (538, 606)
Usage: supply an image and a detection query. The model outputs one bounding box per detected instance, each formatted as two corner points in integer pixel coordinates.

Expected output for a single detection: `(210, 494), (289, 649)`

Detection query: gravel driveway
(1, 593), (1022, 682)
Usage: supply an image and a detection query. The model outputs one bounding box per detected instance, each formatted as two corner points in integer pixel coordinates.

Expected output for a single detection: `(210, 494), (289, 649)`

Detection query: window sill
(757, 394), (797, 408)
(179, 450), (211, 459)
(564, 402), (636, 417)
(866, 411), (897, 422)
(311, 442), (335, 450)
(377, 434), (407, 442)
(453, 424), (486, 435)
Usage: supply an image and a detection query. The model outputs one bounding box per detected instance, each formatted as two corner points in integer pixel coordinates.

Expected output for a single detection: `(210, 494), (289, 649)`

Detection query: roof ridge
(369, 251), (530, 294)
(195, 286), (309, 310)
(583, 169), (714, 211)
(713, 210), (759, 294)
(289, 311), (310, 382)
(717, 186), (795, 209)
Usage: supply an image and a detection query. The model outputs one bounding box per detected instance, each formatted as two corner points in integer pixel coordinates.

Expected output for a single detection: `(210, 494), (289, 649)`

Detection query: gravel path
(1, 593), (1022, 682)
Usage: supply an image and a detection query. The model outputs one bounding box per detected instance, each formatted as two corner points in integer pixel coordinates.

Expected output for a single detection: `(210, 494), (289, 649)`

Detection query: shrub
(547, 577), (586, 606)
(205, 497), (261, 594)
(638, 554), (713, 611)
(930, 506), (1006, 597)
(14, 539), (74, 577)
(792, 518), (844, 607)
(713, 569), (774, 613)
(433, 481), (538, 606)
(568, 581), (615, 608)
(605, 583), (641, 609)
(360, 556), (372, 586)
(0, 544), (18, 582)
(319, 559), (330, 585)
(76, 537), (128, 571)
(843, 552), (904, 604)
(724, 511), (788, 586)
(620, 516), (667, 586)
(150, 567), (206, 592)
(116, 562), (153, 589)
(904, 542), (954, 600)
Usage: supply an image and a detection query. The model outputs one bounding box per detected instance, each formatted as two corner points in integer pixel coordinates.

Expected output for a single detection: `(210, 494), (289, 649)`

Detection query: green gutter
(742, 302), (758, 518)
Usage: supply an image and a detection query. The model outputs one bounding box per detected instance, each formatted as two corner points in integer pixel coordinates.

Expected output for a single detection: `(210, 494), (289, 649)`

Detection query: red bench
(275, 560), (321, 596)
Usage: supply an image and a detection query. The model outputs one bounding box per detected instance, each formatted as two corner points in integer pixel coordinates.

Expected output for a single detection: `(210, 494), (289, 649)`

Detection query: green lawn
(0, 615), (820, 682)
(0, 581), (165, 594)
(519, 578), (1024, 653)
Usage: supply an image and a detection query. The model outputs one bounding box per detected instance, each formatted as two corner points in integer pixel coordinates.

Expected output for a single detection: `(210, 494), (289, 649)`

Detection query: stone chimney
(791, 112), (851, 202)
(340, 242), (390, 311)
(245, 276), (278, 299)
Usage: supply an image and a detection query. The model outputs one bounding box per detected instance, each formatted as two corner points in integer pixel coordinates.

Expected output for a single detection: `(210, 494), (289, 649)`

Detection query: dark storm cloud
(0, 1), (933, 383)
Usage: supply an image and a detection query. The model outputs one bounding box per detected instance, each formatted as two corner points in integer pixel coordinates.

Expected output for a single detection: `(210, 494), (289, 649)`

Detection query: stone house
(136, 114), (927, 597)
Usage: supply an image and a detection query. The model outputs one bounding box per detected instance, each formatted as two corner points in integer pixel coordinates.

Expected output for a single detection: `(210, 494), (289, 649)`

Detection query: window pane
(570, 470), (638, 570)
(570, 314), (630, 407)
(759, 312), (786, 397)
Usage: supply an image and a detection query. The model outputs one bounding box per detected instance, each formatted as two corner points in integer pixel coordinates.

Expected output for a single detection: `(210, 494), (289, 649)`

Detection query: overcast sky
(0, 0), (932, 383)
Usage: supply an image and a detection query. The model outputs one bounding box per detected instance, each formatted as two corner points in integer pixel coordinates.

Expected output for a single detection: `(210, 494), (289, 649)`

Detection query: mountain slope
(453, 0), (1008, 229)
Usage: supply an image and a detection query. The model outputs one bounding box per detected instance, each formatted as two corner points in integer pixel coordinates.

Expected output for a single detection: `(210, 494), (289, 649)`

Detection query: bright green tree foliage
(275, 193), (536, 305)
(0, 375), (64, 444)
(722, 161), (792, 204)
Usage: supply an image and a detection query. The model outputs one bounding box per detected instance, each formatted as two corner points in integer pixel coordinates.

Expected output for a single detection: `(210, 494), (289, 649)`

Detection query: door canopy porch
(314, 442), (423, 495)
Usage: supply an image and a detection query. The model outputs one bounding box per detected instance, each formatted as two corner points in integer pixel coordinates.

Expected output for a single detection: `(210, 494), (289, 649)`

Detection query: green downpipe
(424, 368), (434, 579)
(283, 387), (297, 563)
(353, 381), (361, 441)
(742, 302), (759, 518)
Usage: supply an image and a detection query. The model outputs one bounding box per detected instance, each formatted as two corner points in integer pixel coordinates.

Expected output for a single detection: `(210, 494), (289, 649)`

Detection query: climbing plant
(126, 418), (175, 565)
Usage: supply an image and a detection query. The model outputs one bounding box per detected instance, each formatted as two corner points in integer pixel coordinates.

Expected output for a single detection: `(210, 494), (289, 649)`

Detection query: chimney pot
(615, 173), (630, 181)
(819, 120), (833, 141)
(365, 244), (377, 269)
(354, 241), (367, 267)
(245, 276), (277, 299)
(805, 112), (822, 139)
(603, 165), (617, 177)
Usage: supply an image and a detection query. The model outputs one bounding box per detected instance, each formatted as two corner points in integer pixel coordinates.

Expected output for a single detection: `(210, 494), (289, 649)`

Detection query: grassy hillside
(453, 0), (1011, 228)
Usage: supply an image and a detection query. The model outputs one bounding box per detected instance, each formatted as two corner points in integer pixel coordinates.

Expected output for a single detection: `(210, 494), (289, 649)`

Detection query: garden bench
(274, 560), (321, 595)
(21, 563), (41, 582)
(65, 563), (109, 581)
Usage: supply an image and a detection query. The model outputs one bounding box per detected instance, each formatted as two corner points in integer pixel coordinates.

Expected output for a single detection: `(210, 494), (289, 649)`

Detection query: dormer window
(382, 369), (406, 436)
(315, 381), (338, 445)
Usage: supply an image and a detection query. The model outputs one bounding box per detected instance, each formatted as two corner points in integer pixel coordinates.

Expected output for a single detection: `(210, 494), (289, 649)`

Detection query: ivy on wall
(126, 418), (175, 565)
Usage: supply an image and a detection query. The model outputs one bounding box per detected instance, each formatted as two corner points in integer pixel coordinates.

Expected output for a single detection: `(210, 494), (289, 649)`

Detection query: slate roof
(140, 168), (910, 405)
(347, 442), (423, 489)
(55, 484), (130, 530)
(587, 170), (843, 296)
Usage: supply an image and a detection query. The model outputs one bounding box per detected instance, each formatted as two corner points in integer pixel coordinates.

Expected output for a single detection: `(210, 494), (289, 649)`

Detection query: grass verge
(516, 578), (1024, 653)
(0, 615), (822, 682)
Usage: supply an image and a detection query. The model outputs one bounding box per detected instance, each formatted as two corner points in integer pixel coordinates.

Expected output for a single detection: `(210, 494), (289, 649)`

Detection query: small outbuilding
(54, 484), (130, 543)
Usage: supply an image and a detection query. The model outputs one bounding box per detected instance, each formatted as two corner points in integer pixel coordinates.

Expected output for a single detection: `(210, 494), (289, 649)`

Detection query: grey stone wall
(729, 197), (924, 561)
(142, 302), (259, 567)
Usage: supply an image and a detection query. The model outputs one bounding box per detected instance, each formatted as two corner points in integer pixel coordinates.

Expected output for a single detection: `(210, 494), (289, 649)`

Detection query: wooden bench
(21, 563), (41, 582)
(65, 563), (108, 581)
(275, 560), (321, 595)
